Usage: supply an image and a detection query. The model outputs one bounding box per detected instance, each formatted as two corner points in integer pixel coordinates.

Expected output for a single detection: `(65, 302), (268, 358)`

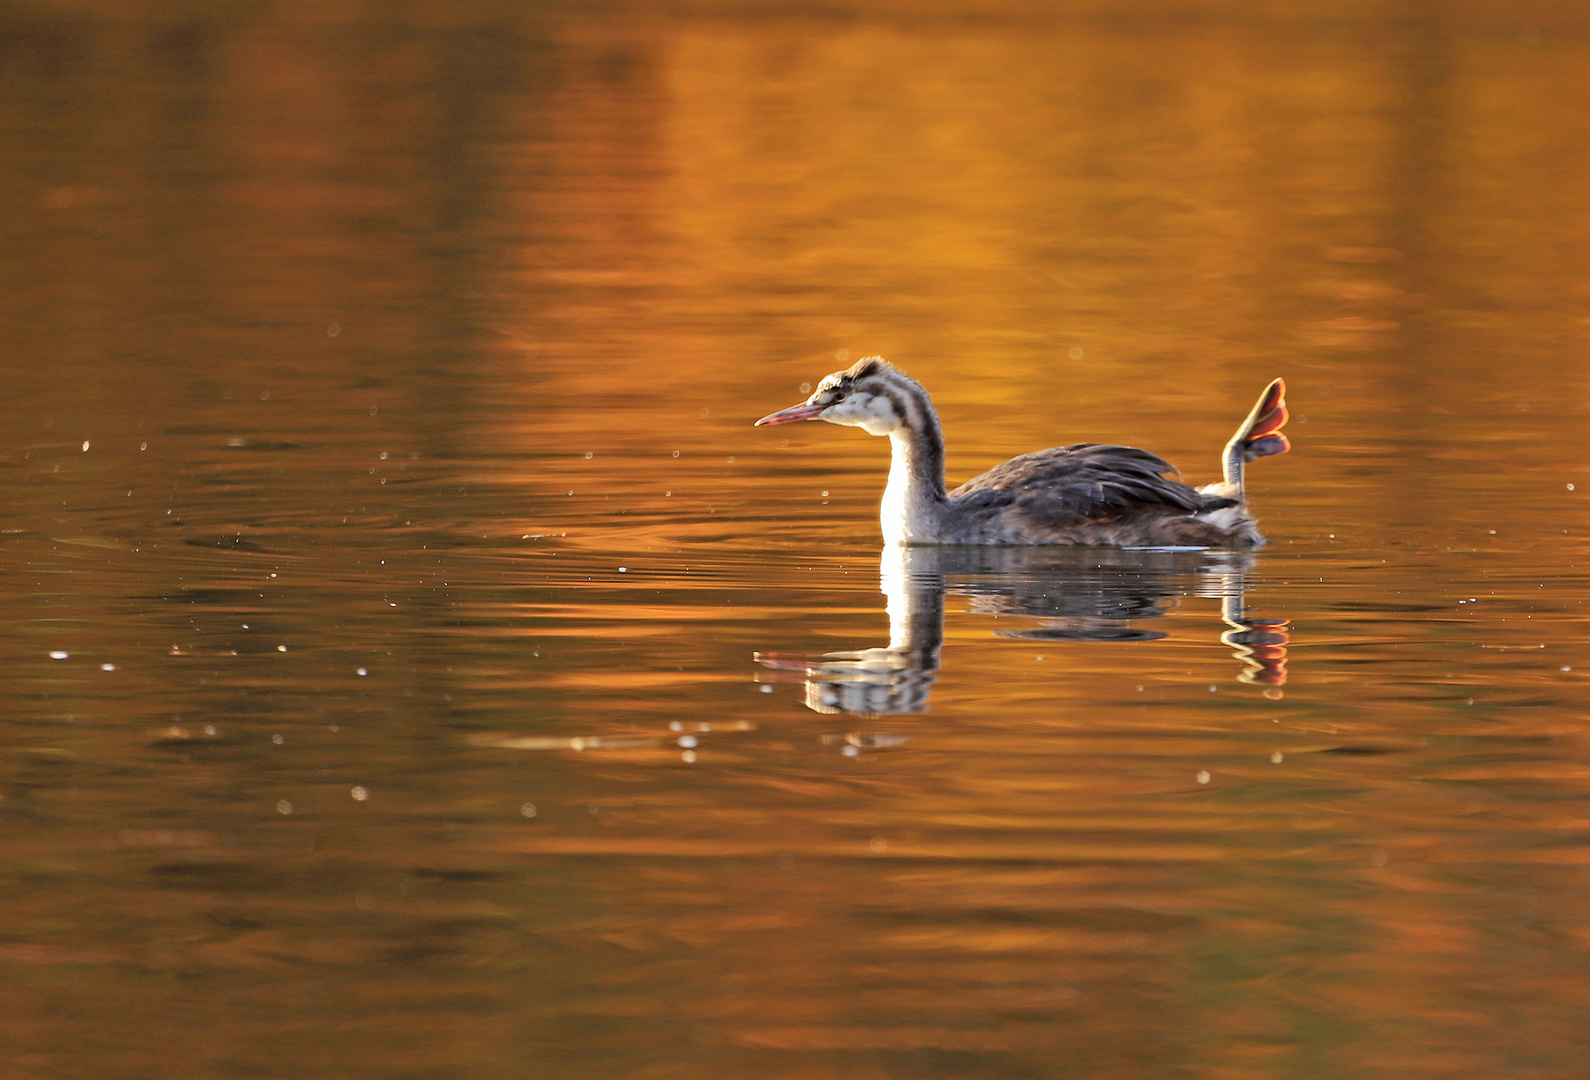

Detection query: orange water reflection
(1, 3), (1590, 1078)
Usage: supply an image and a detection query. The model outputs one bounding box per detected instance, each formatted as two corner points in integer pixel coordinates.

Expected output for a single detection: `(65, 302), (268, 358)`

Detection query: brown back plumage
(952, 443), (1237, 531)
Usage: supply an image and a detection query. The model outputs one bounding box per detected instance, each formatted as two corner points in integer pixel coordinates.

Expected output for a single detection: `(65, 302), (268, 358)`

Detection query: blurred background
(2, 1), (1589, 1077)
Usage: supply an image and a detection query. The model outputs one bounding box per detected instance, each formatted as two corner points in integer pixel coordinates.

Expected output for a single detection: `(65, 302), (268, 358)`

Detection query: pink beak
(753, 402), (826, 427)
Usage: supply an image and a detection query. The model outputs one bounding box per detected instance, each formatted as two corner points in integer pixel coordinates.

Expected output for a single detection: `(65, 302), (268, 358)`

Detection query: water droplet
(277, 645), (287, 652)
(1372, 848), (1388, 866)
(584, 451), (593, 459)
(678, 735), (698, 748)
(681, 750), (696, 763)
(759, 684), (772, 693)
(1196, 770), (1211, 784)
(520, 802), (537, 818)
(672, 450), (680, 458)
(48, 651), (68, 660)
(276, 800), (292, 815)
(356, 668), (368, 677)
(351, 786), (369, 801)
(835, 349), (850, 362)
(869, 836), (888, 852)
(1068, 346), (1084, 359)
(1270, 751), (1283, 763)
(327, 323), (341, 337)
(272, 733), (284, 745)
(100, 663), (115, 672)
(81, 440), (90, 452)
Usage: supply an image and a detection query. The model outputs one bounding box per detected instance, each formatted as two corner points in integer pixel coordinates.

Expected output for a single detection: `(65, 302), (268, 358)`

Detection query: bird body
(755, 358), (1289, 548)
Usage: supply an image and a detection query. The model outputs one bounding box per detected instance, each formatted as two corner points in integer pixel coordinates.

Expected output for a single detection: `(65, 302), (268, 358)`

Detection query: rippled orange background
(3, 2), (1590, 1077)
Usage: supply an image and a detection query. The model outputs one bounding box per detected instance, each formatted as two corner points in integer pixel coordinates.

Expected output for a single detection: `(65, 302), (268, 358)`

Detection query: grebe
(754, 357), (1289, 548)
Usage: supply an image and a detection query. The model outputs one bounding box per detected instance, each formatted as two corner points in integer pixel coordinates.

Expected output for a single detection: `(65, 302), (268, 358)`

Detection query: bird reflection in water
(757, 546), (1288, 716)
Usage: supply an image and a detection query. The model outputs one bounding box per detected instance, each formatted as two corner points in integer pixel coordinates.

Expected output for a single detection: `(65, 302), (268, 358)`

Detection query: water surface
(2, 2), (1590, 1077)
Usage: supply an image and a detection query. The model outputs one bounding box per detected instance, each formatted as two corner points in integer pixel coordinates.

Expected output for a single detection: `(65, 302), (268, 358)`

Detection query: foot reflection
(758, 546), (1289, 715)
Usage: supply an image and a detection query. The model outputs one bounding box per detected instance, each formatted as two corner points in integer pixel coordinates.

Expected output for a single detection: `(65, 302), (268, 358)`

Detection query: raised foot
(1240, 378), (1290, 462)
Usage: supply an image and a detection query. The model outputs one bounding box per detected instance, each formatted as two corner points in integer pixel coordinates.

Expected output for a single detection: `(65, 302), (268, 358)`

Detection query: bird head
(754, 357), (906, 436)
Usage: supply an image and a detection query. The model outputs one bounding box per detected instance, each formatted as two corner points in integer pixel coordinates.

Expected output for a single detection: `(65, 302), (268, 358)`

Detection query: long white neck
(876, 377), (949, 544)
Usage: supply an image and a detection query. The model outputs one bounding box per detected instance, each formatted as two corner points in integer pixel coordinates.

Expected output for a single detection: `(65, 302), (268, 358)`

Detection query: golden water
(2, 2), (1589, 1076)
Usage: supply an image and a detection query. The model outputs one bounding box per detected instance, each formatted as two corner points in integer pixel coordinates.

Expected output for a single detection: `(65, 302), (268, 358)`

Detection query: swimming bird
(754, 357), (1289, 547)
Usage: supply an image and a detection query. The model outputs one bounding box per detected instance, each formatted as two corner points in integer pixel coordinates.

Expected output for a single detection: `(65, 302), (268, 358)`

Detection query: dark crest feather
(846, 356), (890, 380)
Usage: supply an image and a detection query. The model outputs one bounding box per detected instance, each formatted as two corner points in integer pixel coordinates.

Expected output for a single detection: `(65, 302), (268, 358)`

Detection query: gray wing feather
(950, 444), (1235, 528)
